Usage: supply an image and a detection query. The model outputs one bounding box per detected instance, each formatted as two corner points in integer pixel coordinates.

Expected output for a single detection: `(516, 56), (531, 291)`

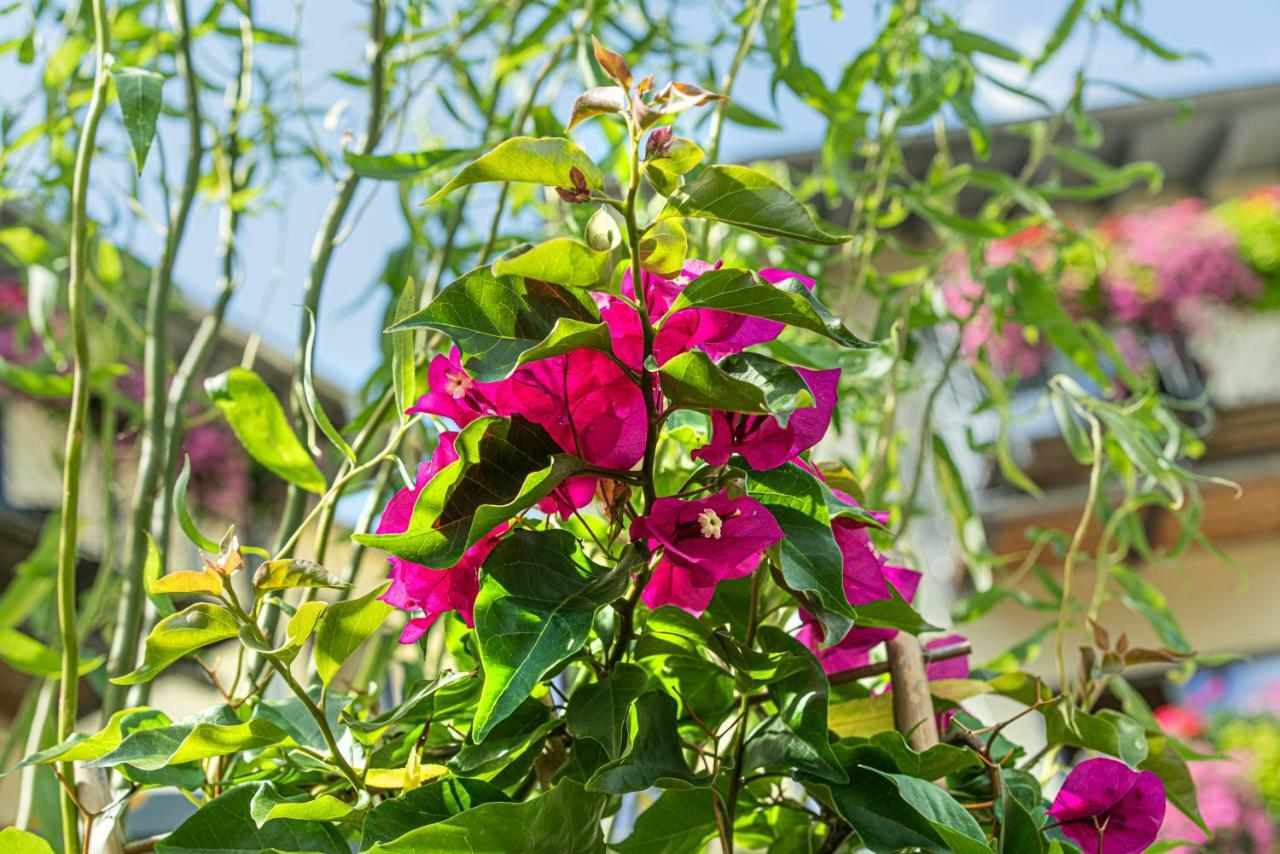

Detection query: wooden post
(886, 633), (940, 751)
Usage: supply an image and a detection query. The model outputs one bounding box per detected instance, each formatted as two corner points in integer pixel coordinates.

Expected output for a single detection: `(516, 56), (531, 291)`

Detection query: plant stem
(57, 0), (112, 847)
(718, 563), (765, 854)
(1054, 411), (1103, 698)
(105, 0), (206, 718)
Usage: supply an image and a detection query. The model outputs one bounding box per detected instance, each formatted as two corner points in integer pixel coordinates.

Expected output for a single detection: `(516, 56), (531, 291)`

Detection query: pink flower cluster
(1099, 199), (1261, 332)
(375, 261), (856, 640)
(939, 227), (1057, 378)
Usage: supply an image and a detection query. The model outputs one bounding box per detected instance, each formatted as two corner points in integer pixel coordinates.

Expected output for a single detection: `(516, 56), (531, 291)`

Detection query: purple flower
(1048, 758), (1166, 854)
(632, 492), (783, 615)
(376, 433), (506, 642)
(692, 367), (839, 471)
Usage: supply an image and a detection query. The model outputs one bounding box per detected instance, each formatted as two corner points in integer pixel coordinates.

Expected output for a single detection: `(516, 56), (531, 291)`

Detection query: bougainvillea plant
(0, 1), (1234, 852)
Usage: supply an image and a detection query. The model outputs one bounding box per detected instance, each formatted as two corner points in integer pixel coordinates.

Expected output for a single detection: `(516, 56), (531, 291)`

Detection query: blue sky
(9, 1), (1280, 392)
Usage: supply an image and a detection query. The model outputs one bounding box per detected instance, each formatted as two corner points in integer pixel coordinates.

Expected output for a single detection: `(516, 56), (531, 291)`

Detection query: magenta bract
(1049, 757), (1166, 854)
(693, 366), (840, 471)
(632, 491), (783, 615)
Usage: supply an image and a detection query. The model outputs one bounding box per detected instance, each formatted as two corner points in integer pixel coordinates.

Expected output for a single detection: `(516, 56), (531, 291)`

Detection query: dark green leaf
(1140, 735), (1207, 834)
(667, 268), (871, 349)
(427, 136), (604, 203)
(354, 415), (581, 568)
(155, 784), (347, 853)
(658, 350), (814, 421)
(473, 529), (626, 741)
(1043, 705), (1149, 767)
(613, 788), (717, 854)
(565, 662), (650, 758)
(742, 626), (846, 783)
(363, 779), (606, 853)
(205, 367), (325, 494)
(359, 777), (509, 850)
(387, 267), (609, 382)
(868, 730), (981, 780)
(342, 672), (473, 747)
(744, 463), (854, 627)
(111, 65), (164, 173)
(866, 768), (992, 854)
(585, 691), (708, 794)
(812, 745), (948, 852)
(659, 165), (850, 244)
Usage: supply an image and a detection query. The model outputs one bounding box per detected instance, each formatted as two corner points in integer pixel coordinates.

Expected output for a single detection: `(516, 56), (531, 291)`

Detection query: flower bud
(646, 127), (674, 159)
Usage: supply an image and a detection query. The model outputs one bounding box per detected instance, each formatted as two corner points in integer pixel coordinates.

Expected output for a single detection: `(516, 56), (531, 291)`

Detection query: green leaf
(239, 600), (327, 665)
(252, 558), (351, 592)
(359, 777), (509, 850)
(427, 136), (604, 204)
(667, 268), (871, 349)
(1140, 735), (1207, 834)
(932, 433), (993, 590)
(999, 787), (1047, 854)
(363, 779), (606, 853)
(142, 532), (177, 617)
(1035, 0), (1087, 70)
(156, 784), (348, 853)
(1043, 705), (1149, 767)
(0, 828), (54, 854)
(867, 730), (981, 779)
(1110, 565), (1193, 655)
(827, 695), (896, 739)
(303, 309), (356, 464)
(392, 277), (418, 423)
(744, 463), (854, 626)
(173, 456), (222, 552)
(491, 238), (609, 289)
(250, 783), (369, 826)
(0, 355), (71, 397)
(342, 672), (474, 747)
(250, 687), (349, 753)
(613, 788), (717, 854)
(742, 626), (846, 783)
(473, 529), (626, 741)
(344, 147), (473, 180)
(648, 138), (704, 176)
(4, 706), (171, 773)
(586, 691), (708, 794)
(315, 581), (394, 686)
(205, 368), (325, 494)
(659, 165), (850, 244)
(813, 745), (950, 852)
(388, 266), (610, 382)
(638, 220), (687, 277)
(111, 603), (239, 685)
(565, 662), (650, 758)
(84, 704), (291, 771)
(111, 65), (164, 173)
(658, 351), (814, 421)
(0, 627), (102, 677)
(353, 415), (581, 568)
(866, 768), (993, 854)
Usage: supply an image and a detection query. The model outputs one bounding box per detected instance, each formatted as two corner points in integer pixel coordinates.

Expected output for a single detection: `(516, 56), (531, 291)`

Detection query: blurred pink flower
(1157, 749), (1276, 853)
(1099, 199), (1261, 332)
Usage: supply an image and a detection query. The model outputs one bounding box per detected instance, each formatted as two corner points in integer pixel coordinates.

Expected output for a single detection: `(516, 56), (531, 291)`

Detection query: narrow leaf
(111, 65), (164, 173)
